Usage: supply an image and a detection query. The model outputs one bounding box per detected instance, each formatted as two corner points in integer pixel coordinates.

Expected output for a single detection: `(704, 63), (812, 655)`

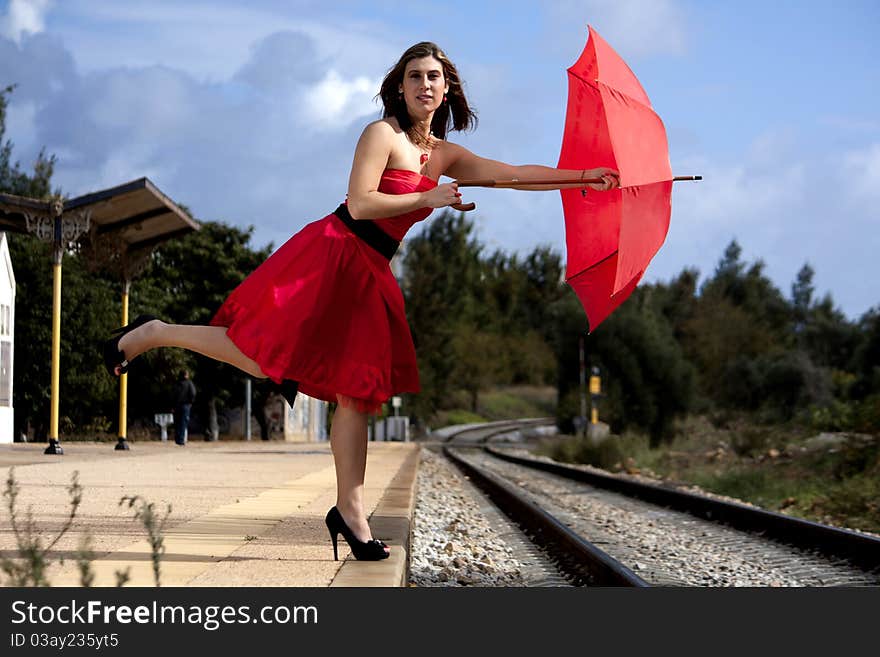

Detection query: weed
(75, 533), (96, 588)
(119, 495), (172, 587)
(1, 468), (83, 587)
(115, 569), (131, 587)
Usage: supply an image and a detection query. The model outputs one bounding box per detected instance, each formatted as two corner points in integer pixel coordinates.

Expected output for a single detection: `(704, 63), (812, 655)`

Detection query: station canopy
(0, 177), (199, 267)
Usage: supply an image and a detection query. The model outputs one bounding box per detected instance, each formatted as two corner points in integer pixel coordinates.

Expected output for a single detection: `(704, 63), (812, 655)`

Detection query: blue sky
(1, 0), (878, 319)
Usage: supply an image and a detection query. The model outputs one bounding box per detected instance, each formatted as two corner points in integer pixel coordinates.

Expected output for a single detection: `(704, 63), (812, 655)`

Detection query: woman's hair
(377, 41), (477, 142)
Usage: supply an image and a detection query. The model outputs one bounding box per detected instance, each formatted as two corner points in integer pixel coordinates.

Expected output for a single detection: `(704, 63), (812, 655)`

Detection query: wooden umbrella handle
(445, 176), (701, 212)
(455, 177), (604, 188)
(454, 175), (702, 188)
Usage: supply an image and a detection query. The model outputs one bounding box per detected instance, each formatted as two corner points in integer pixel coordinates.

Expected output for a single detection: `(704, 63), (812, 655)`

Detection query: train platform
(0, 440), (420, 588)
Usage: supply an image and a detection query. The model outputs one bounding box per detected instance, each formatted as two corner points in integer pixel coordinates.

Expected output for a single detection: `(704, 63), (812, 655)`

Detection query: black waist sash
(333, 204), (399, 261)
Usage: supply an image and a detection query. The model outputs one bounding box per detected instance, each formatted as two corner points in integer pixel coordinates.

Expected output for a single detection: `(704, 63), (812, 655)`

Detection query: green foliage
(549, 285), (694, 444)
(403, 212), (559, 422)
(477, 386), (555, 420)
(539, 435), (625, 471)
(435, 409), (487, 427)
(851, 308), (880, 399)
(403, 210), (482, 418)
(126, 222), (273, 433)
(1, 469), (83, 586)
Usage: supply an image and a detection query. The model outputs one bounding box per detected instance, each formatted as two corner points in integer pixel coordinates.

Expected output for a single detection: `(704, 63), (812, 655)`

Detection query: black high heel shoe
(255, 378), (299, 408)
(325, 506), (389, 561)
(102, 314), (159, 377)
(272, 379), (299, 407)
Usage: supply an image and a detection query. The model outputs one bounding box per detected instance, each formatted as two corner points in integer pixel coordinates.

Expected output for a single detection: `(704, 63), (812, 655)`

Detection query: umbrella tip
(695, 175), (703, 181)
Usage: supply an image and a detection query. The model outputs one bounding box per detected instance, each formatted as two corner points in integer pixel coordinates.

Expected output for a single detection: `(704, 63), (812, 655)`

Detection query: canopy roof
(0, 177), (199, 252)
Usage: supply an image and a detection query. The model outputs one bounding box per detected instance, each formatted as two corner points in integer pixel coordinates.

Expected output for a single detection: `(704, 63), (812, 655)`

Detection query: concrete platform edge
(329, 444), (420, 587)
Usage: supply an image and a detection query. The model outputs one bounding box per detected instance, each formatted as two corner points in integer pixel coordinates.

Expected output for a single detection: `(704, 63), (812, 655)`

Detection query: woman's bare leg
(330, 402), (388, 550)
(119, 321), (385, 548)
(116, 320), (266, 378)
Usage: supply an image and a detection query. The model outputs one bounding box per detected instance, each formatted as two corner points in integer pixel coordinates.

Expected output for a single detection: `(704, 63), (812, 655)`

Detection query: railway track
(439, 420), (880, 586)
(438, 417), (555, 444)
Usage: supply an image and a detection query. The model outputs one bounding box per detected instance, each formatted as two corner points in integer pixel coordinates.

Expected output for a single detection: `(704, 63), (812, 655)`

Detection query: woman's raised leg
(116, 319), (266, 378)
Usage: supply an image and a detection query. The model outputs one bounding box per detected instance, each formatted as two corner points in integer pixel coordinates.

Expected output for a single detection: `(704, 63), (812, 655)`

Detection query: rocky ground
(409, 448), (528, 586)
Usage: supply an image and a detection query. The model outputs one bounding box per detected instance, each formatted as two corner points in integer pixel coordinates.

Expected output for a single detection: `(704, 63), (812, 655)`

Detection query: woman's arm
(441, 142), (619, 191)
(346, 121), (462, 219)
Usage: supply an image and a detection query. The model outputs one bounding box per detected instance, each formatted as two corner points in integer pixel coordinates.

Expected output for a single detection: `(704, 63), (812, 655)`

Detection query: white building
(284, 393), (328, 442)
(0, 233), (14, 443)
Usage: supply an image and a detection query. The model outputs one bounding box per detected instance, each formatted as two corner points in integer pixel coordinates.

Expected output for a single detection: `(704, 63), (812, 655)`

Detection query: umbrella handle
(451, 201), (476, 212)
(454, 177), (603, 188)
(454, 175), (702, 188)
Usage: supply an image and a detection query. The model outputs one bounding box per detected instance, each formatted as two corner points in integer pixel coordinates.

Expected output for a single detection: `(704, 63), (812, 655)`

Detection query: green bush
(731, 427), (771, 457)
(854, 395), (880, 434)
(539, 435), (624, 471)
(478, 389), (550, 420)
(434, 409), (487, 428)
(809, 400), (856, 432)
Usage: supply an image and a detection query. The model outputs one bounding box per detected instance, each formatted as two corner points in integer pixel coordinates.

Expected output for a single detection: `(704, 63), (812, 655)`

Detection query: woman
(103, 42), (619, 562)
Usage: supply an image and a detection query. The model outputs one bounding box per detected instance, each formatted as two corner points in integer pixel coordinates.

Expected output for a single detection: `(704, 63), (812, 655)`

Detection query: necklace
(408, 128), (435, 166)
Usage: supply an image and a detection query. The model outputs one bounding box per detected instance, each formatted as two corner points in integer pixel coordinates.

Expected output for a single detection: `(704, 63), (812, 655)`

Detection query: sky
(1, 0), (878, 319)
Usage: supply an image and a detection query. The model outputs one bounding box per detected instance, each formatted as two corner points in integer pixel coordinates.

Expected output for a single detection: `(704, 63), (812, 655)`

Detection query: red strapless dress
(210, 169), (435, 413)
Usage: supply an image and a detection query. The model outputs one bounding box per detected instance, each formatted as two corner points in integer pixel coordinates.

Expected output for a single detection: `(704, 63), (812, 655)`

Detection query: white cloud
(0, 0), (53, 44)
(52, 1), (401, 84)
(844, 143), (880, 202)
(303, 70), (380, 129)
(3, 99), (38, 152)
(673, 154), (806, 236)
(544, 0), (687, 60)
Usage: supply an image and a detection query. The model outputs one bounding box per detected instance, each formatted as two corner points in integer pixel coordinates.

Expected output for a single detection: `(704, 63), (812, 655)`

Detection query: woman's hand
(585, 167), (620, 191)
(422, 182), (463, 208)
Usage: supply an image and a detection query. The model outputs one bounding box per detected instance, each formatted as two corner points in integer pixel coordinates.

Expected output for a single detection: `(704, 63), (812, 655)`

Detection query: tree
(803, 293), (859, 371)
(791, 262), (815, 338)
(852, 308), (880, 399)
(128, 221), (273, 437)
(450, 327), (509, 412)
(590, 290), (695, 445)
(402, 210), (482, 419)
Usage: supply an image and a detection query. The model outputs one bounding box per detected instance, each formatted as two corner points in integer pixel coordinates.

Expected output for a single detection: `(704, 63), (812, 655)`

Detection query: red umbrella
(559, 25), (681, 331)
(457, 26), (699, 331)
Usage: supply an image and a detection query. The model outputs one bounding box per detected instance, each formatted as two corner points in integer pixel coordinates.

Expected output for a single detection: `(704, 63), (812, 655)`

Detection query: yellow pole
(118, 281), (130, 441)
(589, 369), (601, 425)
(49, 261), (62, 440)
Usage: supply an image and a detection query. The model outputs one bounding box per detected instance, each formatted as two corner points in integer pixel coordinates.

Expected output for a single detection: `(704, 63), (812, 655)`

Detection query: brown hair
(377, 41), (477, 143)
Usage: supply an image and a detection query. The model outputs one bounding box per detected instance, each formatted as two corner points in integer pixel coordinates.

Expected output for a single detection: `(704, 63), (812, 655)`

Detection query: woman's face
(400, 56), (448, 116)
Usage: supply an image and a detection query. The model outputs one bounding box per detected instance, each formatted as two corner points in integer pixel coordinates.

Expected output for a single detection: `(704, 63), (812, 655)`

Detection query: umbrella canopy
(558, 26), (674, 331)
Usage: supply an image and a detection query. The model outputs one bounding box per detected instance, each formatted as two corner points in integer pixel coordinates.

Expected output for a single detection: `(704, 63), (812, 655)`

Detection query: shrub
(809, 400), (856, 432)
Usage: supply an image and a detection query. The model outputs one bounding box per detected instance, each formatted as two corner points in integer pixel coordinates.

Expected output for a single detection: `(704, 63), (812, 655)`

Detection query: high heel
(324, 506), (389, 561)
(255, 378), (300, 407)
(273, 379), (299, 407)
(102, 314), (159, 377)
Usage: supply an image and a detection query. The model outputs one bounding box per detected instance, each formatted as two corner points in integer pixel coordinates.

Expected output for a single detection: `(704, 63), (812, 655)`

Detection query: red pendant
(420, 153), (429, 165)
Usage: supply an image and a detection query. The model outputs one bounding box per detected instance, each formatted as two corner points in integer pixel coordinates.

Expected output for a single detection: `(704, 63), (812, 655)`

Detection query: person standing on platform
(172, 370), (196, 446)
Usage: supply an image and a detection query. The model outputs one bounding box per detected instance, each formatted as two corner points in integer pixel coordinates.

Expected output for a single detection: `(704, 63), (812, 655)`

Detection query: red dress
(210, 168), (436, 413)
